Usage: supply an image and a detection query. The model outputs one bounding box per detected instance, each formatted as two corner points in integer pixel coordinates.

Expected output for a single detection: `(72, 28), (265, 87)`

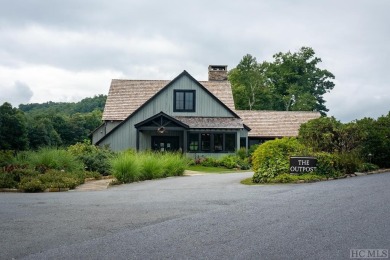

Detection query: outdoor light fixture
(157, 126), (165, 134)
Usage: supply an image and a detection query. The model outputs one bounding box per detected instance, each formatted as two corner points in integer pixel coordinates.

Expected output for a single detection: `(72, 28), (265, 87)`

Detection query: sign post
(290, 156), (317, 174)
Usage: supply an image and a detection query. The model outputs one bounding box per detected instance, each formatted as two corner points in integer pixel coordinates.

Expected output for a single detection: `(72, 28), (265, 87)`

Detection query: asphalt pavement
(1, 172), (389, 260)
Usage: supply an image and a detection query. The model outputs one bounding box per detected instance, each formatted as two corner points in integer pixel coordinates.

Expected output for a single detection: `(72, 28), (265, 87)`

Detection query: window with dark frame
(201, 133), (210, 151)
(240, 137), (246, 148)
(188, 133), (199, 151)
(225, 133), (236, 152)
(174, 90), (195, 112)
(188, 133), (236, 152)
(214, 133), (223, 152)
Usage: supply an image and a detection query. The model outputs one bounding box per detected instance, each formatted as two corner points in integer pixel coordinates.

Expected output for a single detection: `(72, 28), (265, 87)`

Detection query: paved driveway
(1, 172), (389, 259)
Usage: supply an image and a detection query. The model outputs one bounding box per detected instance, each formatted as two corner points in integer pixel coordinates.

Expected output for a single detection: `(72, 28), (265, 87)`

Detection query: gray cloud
(0, 0), (389, 120)
(0, 81), (34, 106)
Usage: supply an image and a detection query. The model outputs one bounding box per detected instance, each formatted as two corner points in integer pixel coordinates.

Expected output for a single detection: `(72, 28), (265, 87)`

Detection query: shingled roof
(236, 110), (321, 137)
(175, 116), (244, 129)
(101, 71), (320, 139)
(102, 79), (235, 121)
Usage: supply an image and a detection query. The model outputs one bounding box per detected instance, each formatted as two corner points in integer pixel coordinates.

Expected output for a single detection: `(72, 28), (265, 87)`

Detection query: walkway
(73, 178), (112, 191)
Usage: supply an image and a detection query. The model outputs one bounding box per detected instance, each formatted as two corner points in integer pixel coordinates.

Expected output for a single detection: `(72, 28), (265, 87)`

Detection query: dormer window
(174, 90), (195, 112)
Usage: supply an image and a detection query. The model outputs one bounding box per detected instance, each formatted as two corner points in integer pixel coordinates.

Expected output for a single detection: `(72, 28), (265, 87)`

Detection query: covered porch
(134, 112), (248, 156)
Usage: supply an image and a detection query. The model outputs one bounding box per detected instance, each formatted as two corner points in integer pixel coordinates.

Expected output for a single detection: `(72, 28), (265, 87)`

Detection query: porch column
(236, 131), (240, 152)
(183, 130), (187, 153)
(136, 129), (140, 151)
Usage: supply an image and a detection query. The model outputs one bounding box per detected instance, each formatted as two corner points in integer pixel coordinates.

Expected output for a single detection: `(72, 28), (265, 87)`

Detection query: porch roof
(135, 111), (189, 129)
(174, 116), (244, 129)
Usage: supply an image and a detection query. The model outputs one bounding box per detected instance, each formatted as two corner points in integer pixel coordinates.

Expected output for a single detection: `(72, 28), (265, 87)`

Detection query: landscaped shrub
(236, 148), (247, 160)
(18, 148), (84, 173)
(0, 150), (14, 167)
(194, 154), (251, 171)
(0, 147), (102, 191)
(238, 158), (251, 170)
(67, 141), (96, 155)
(199, 157), (219, 167)
(315, 152), (341, 178)
(220, 155), (238, 169)
(80, 149), (114, 175)
(68, 142), (114, 175)
(38, 170), (84, 189)
(0, 172), (18, 188)
(253, 157), (290, 183)
(111, 151), (187, 183)
(252, 138), (307, 183)
(269, 173), (323, 183)
(8, 168), (39, 182)
(314, 152), (362, 178)
(0, 167), (41, 189)
(18, 178), (46, 192)
(161, 153), (187, 176)
(336, 151), (362, 175)
(358, 163), (379, 172)
(111, 152), (141, 183)
(269, 173), (295, 183)
(84, 171), (102, 180)
(248, 144), (259, 159)
(140, 153), (164, 180)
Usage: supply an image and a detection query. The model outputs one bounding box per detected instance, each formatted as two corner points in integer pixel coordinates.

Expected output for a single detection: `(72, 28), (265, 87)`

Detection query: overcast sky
(0, 0), (389, 122)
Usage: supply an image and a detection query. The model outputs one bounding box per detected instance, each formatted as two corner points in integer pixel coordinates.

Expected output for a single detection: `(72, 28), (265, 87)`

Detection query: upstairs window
(174, 90), (195, 112)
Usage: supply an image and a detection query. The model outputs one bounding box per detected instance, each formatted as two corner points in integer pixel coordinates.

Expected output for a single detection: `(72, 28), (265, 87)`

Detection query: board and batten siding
(92, 121), (121, 146)
(144, 75), (235, 117)
(99, 74), (238, 151)
(92, 124), (106, 145)
(98, 119), (134, 151)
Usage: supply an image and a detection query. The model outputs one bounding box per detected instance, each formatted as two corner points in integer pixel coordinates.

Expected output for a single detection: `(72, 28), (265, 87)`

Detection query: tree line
(0, 95), (106, 150)
(299, 114), (390, 168)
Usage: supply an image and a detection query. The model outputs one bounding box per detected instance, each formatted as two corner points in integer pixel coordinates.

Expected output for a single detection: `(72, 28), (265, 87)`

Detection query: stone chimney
(208, 65), (228, 81)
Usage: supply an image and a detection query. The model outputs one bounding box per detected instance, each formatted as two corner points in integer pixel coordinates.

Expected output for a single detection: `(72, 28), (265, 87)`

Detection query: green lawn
(186, 165), (251, 173)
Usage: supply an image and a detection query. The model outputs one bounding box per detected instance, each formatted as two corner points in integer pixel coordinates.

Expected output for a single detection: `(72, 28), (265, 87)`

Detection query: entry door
(151, 136), (180, 152)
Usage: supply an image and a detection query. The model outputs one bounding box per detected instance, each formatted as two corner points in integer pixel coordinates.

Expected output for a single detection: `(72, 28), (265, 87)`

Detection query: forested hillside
(19, 95), (106, 115)
(0, 95), (106, 150)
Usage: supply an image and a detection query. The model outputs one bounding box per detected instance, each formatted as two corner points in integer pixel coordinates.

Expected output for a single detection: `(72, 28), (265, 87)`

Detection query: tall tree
(266, 47), (335, 114)
(228, 54), (270, 110)
(0, 102), (29, 150)
(229, 47), (335, 115)
(27, 117), (62, 149)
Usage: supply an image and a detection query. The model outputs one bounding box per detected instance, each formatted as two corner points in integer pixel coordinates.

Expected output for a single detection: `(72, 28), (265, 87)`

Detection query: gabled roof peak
(103, 70), (236, 121)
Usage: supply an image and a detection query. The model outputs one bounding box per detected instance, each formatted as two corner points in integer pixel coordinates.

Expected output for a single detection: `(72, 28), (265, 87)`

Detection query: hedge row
(111, 151), (188, 183)
(252, 137), (380, 183)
